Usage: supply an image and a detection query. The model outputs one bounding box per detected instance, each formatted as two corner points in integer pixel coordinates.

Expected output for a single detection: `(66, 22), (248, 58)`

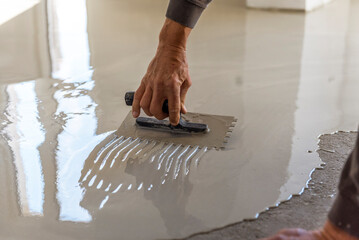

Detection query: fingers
(260, 228), (313, 240)
(260, 234), (293, 240)
(150, 87), (168, 120)
(134, 71), (190, 123)
(133, 80), (188, 123)
(132, 83), (145, 118)
(180, 78), (191, 114)
(168, 86), (181, 125)
(277, 228), (307, 237)
(181, 103), (187, 114)
(259, 235), (283, 240)
(140, 86), (153, 116)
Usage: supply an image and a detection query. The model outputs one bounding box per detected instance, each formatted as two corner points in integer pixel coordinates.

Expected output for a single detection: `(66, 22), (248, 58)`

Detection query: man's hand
(261, 228), (321, 240)
(132, 18), (192, 126)
(261, 221), (359, 240)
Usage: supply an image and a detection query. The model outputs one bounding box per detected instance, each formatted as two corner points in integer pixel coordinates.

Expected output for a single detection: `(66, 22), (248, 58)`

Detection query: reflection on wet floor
(0, 0), (359, 239)
(48, 0), (96, 223)
(2, 81), (45, 216)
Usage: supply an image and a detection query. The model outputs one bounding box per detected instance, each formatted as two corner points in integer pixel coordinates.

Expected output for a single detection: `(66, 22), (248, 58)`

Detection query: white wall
(0, 0), (49, 83)
(246, 0), (333, 11)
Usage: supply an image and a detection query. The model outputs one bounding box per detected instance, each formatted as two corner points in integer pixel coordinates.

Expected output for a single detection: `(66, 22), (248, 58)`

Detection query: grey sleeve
(328, 130), (359, 238)
(166, 0), (212, 28)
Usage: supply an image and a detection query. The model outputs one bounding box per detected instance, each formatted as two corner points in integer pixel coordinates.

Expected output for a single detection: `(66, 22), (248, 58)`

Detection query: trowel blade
(116, 111), (236, 149)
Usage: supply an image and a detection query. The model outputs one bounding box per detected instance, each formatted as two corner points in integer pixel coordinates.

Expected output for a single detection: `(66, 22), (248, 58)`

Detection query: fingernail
(132, 111), (138, 117)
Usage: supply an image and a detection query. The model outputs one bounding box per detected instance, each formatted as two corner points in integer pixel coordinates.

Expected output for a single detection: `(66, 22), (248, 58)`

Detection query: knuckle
(149, 105), (160, 115)
(165, 79), (180, 89)
(140, 101), (148, 110)
(134, 92), (142, 101)
(155, 81), (164, 88)
(154, 113), (166, 120)
(186, 79), (192, 87)
(169, 107), (180, 113)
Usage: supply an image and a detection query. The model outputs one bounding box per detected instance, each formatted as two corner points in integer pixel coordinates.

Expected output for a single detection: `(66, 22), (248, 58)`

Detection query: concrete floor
(186, 131), (357, 240)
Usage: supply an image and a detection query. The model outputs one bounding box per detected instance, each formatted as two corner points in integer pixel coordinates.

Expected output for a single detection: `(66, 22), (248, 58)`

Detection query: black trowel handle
(125, 91), (135, 106)
(125, 91), (169, 114)
(125, 91), (208, 132)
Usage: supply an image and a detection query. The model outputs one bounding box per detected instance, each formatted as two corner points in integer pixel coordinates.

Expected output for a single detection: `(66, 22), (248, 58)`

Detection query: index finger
(132, 83), (145, 118)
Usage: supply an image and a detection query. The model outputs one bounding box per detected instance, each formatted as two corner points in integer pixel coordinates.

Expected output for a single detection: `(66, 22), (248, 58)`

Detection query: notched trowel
(115, 91), (237, 149)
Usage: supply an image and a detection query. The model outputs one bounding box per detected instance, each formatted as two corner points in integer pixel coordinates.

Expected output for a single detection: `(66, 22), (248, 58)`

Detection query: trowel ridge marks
(117, 110), (237, 149)
(78, 135), (209, 210)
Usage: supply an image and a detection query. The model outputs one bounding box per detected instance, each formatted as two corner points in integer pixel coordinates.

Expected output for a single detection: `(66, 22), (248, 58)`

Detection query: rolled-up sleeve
(166, 0), (212, 28)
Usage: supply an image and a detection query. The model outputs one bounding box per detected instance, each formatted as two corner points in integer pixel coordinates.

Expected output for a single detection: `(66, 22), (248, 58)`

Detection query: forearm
(132, 1), (211, 124)
(132, 20), (192, 125)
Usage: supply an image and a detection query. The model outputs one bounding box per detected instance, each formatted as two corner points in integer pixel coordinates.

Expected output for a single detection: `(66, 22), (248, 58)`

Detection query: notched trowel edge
(116, 111), (237, 149)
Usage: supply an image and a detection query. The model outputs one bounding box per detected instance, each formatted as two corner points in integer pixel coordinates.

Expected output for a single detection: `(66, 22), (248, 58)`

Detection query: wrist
(158, 18), (191, 51)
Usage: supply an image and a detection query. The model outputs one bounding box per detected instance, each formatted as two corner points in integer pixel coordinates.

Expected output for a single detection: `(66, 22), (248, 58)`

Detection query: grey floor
(185, 131), (357, 240)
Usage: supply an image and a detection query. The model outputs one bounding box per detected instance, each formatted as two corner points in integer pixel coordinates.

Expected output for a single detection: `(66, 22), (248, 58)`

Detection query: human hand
(261, 228), (321, 240)
(261, 221), (358, 240)
(132, 18), (192, 126)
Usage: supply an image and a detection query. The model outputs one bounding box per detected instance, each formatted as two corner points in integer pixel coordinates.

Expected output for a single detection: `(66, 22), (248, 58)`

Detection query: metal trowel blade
(116, 111), (236, 149)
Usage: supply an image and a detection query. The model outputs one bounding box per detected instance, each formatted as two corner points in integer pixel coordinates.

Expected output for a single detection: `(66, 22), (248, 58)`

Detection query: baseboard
(246, 0), (333, 11)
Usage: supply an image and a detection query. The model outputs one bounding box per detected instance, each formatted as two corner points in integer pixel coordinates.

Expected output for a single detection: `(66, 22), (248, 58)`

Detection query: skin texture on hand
(261, 220), (359, 240)
(132, 18), (192, 126)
